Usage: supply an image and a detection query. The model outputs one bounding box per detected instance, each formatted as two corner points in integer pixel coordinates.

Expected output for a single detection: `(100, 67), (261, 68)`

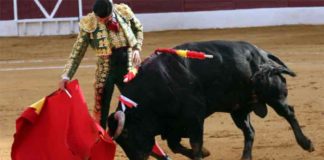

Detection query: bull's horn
(113, 111), (125, 139)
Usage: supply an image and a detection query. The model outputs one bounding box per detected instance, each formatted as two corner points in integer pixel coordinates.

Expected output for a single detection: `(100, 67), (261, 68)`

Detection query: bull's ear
(253, 103), (268, 118)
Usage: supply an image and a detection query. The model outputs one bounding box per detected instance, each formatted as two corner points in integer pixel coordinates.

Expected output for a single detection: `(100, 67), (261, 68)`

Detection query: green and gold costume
(61, 3), (143, 127)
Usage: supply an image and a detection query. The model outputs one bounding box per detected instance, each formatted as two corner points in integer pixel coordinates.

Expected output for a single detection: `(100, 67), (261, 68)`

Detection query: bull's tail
(266, 52), (296, 77)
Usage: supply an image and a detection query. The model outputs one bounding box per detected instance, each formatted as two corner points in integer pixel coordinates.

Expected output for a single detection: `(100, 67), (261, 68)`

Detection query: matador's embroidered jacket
(62, 3), (143, 79)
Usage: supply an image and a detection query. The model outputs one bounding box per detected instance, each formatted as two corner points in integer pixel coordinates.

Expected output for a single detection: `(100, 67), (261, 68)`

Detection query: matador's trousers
(93, 47), (129, 129)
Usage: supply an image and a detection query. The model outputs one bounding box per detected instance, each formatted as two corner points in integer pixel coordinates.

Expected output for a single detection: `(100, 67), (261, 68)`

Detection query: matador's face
(98, 15), (112, 24)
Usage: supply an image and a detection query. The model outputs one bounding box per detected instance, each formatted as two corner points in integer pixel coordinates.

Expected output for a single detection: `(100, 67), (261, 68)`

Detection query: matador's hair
(93, 0), (113, 18)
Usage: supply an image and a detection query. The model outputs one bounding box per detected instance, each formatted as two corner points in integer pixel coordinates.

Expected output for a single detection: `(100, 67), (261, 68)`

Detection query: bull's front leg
(231, 111), (255, 160)
(176, 90), (206, 159)
(167, 136), (192, 158)
(167, 136), (210, 159)
(269, 102), (314, 152)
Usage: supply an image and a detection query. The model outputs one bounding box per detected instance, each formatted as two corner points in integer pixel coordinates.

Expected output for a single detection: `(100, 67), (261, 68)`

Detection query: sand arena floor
(0, 25), (324, 160)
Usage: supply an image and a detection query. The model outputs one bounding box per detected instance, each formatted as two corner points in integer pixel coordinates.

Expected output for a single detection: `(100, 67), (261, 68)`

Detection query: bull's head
(108, 111), (153, 160)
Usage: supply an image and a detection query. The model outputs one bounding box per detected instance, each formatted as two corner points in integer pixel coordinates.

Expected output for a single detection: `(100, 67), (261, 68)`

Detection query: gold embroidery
(99, 40), (104, 48)
(79, 12), (97, 33)
(97, 32), (103, 39)
(94, 55), (110, 120)
(95, 48), (112, 56)
(99, 23), (106, 30)
(102, 31), (107, 38)
(78, 38), (84, 43)
(90, 33), (94, 39)
(103, 39), (109, 47)
(115, 4), (134, 21)
(62, 29), (89, 79)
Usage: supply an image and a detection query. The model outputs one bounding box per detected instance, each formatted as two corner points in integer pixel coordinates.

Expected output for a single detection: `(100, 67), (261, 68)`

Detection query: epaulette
(79, 12), (98, 33)
(114, 3), (135, 21)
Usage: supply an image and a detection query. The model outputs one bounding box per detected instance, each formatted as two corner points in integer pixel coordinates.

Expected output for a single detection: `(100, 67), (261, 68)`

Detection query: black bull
(108, 40), (314, 160)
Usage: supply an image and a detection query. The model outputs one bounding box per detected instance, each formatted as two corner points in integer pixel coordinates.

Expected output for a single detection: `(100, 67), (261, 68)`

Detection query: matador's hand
(58, 78), (69, 90)
(132, 49), (141, 66)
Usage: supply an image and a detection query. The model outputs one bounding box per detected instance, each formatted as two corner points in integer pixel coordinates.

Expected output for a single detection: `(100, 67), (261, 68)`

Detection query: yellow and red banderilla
(155, 48), (213, 59)
(123, 48), (213, 83)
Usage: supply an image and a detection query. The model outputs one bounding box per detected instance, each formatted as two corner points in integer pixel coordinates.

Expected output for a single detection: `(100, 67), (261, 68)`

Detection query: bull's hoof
(201, 147), (211, 158)
(307, 142), (315, 152)
(300, 138), (315, 152)
(240, 155), (252, 160)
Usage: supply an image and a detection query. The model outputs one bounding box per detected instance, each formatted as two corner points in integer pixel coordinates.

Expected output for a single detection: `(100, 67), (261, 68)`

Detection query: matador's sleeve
(130, 15), (144, 51)
(61, 29), (90, 79)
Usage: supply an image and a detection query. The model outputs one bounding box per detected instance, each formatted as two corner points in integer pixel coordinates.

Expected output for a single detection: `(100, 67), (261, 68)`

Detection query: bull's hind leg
(268, 101), (314, 152)
(231, 111), (255, 160)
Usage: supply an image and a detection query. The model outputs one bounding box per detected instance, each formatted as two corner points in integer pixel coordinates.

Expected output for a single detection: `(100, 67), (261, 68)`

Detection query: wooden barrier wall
(1, 0), (324, 20)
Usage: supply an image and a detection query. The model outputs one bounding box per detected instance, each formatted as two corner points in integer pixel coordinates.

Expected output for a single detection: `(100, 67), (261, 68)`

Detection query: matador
(59, 0), (143, 129)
